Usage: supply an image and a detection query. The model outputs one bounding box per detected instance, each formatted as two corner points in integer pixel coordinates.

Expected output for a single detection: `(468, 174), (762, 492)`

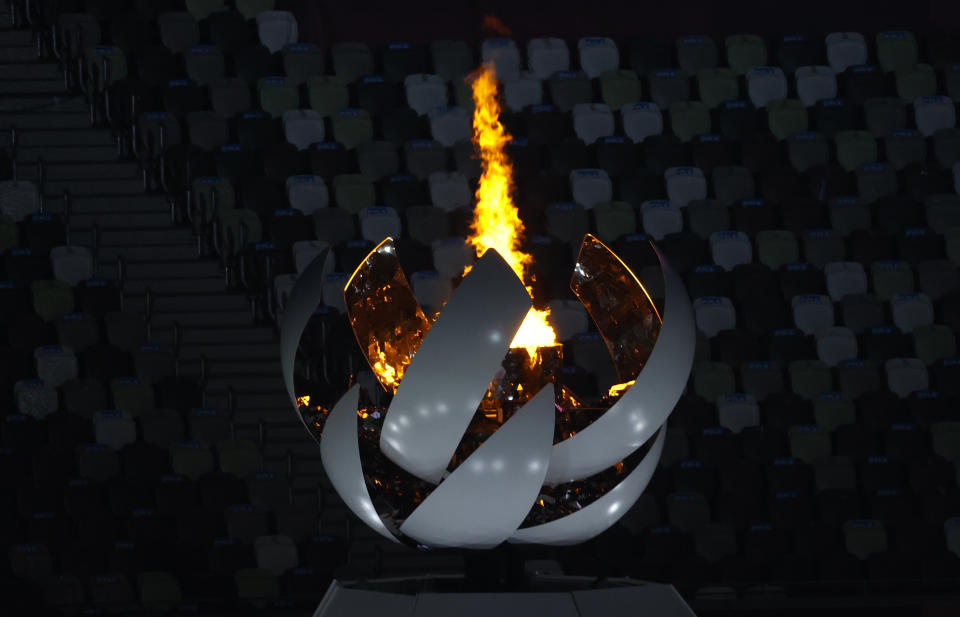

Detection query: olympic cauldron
(279, 233), (695, 548)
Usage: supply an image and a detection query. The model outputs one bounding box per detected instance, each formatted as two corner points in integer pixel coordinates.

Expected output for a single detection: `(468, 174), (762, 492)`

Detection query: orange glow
(464, 64), (557, 362)
(371, 345), (400, 391)
(296, 395), (310, 407)
(481, 14), (512, 36)
(607, 380), (635, 398)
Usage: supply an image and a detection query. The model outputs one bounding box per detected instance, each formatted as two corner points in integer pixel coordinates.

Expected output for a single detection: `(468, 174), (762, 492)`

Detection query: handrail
(90, 223), (99, 259)
(116, 255), (125, 291)
(35, 156), (45, 213)
(62, 189), (71, 246)
(171, 320), (181, 358)
(144, 285), (153, 324)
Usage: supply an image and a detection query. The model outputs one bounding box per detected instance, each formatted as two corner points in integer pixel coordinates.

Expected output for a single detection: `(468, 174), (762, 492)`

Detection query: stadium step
(0, 127), (114, 147)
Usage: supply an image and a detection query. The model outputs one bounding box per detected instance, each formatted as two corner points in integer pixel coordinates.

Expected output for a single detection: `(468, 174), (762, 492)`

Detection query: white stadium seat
(482, 38), (521, 82)
(693, 296), (736, 337)
(815, 326), (858, 367)
(622, 102), (663, 143)
(256, 11), (298, 54)
(431, 237), (475, 280)
(884, 357), (928, 398)
(50, 246), (94, 287)
(429, 106), (471, 147)
(428, 171), (472, 211)
(825, 261), (868, 301)
(572, 103), (615, 144)
(890, 292), (934, 333)
(709, 231), (752, 271)
(547, 299), (589, 341)
(359, 207), (402, 244)
(641, 200), (683, 240)
(795, 66), (838, 107)
(254, 535), (298, 576)
(404, 74), (448, 116)
(665, 166), (708, 207)
(746, 66), (788, 108)
(34, 345), (78, 388)
(569, 168), (613, 208)
(791, 294), (835, 335)
(914, 96), (957, 137)
(503, 73), (544, 111)
(286, 175), (329, 215)
(292, 240), (333, 275)
(716, 393), (760, 434)
(282, 110), (325, 150)
(527, 37), (570, 79)
(826, 32), (868, 72)
(577, 37), (619, 78)
(411, 270), (453, 313)
(93, 409), (137, 450)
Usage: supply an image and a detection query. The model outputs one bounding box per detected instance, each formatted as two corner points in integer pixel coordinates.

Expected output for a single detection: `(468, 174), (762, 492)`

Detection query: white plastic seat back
(503, 74), (544, 111)
(641, 199), (683, 240)
(716, 393), (760, 434)
(746, 66), (788, 108)
(93, 409), (137, 450)
(572, 103), (615, 144)
(693, 296), (736, 337)
(815, 326), (858, 367)
(34, 345), (78, 388)
(890, 292), (934, 333)
(709, 231), (752, 271)
(569, 169), (613, 209)
(915, 96), (957, 137)
(0, 181), (40, 221)
(527, 38), (570, 79)
(547, 299), (589, 341)
(826, 32), (868, 72)
(665, 166), (708, 207)
(286, 174), (329, 215)
(482, 38), (521, 82)
(884, 357), (928, 398)
(50, 246), (94, 287)
(256, 11), (298, 54)
(14, 379), (58, 419)
(359, 207), (401, 244)
(791, 294), (835, 335)
(411, 270), (453, 313)
(254, 535), (298, 576)
(404, 74), (448, 116)
(428, 107), (471, 147)
(282, 110), (325, 150)
(825, 261), (868, 301)
(428, 171), (471, 211)
(622, 102), (663, 143)
(291, 239), (333, 275)
(795, 66), (838, 107)
(431, 237), (474, 280)
(578, 37), (619, 78)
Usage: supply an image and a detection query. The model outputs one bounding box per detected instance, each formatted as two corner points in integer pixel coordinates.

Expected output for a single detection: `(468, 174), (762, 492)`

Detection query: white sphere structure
(280, 234), (695, 548)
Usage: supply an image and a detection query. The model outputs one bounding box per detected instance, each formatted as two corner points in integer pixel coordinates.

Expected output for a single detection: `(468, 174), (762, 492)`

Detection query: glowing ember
(370, 345), (400, 390)
(465, 64), (557, 361)
(607, 380), (635, 398)
(296, 395), (311, 407)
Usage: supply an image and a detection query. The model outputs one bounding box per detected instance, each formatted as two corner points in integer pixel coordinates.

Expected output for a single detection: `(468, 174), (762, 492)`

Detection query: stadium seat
(286, 175), (329, 215)
(600, 70), (641, 110)
(622, 102), (664, 143)
(913, 324), (957, 365)
(815, 326), (858, 367)
(157, 12), (199, 54)
(405, 74), (448, 116)
(137, 571), (182, 612)
(570, 169), (613, 208)
(593, 201), (637, 242)
(359, 207), (402, 244)
(915, 96), (957, 137)
(885, 357), (929, 398)
(649, 69), (692, 110)
(430, 39), (473, 82)
(876, 31), (919, 73)
(789, 424), (831, 463)
(747, 66), (788, 108)
(527, 38), (570, 79)
(896, 64), (937, 102)
(431, 238), (474, 280)
(503, 73), (543, 111)
(890, 292), (934, 333)
(572, 103), (615, 144)
(482, 38), (522, 83)
(796, 66), (838, 107)
(677, 35), (718, 75)
(693, 361), (736, 401)
(429, 107), (471, 147)
(826, 32), (868, 72)
(184, 45), (225, 87)
(669, 101), (711, 142)
(578, 37), (619, 78)
(93, 410), (137, 450)
(282, 110), (325, 151)
(665, 166), (708, 207)
(871, 261), (914, 300)
(641, 200), (683, 240)
(825, 262), (868, 301)
(716, 393), (760, 433)
(767, 99), (809, 140)
(693, 296), (736, 337)
(331, 109), (374, 149)
(282, 43), (325, 85)
(792, 294), (835, 335)
(306, 76), (349, 116)
(709, 231), (752, 271)
(428, 171), (471, 211)
(756, 229), (799, 269)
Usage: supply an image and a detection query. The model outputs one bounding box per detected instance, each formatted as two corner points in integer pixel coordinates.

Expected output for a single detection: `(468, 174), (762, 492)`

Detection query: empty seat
(282, 110), (324, 150)
(796, 66), (838, 107)
(885, 357), (929, 398)
(746, 66), (788, 108)
(925, 194), (960, 234)
(282, 43), (325, 85)
(666, 491), (712, 532)
(827, 32), (868, 72)
(254, 535), (298, 575)
(622, 102), (663, 142)
(716, 393), (760, 433)
(405, 74), (447, 116)
(429, 106), (471, 147)
(725, 34), (767, 75)
(50, 246), (94, 287)
(572, 103), (615, 144)
(815, 326), (858, 367)
(332, 174), (375, 213)
(431, 238), (474, 280)
(600, 69), (641, 110)
(286, 174), (329, 215)
(482, 38), (521, 83)
(649, 68), (692, 110)
(548, 70), (592, 112)
(359, 207), (402, 244)
(835, 130), (877, 172)
(709, 231), (752, 271)
(93, 410), (137, 450)
(428, 171), (471, 211)
(546, 299), (589, 341)
(826, 262), (868, 301)
(915, 96), (957, 137)
(503, 73), (543, 111)
(15, 379), (57, 419)
(577, 37), (619, 78)
(694, 296), (736, 337)
(789, 359), (833, 399)
(184, 45), (225, 86)
(331, 42), (373, 83)
(331, 109), (374, 149)
(677, 35), (718, 75)
(669, 101), (711, 142)
(897, 64), (938, 102)
(871, 260), (914, 300)
(696, 68), (739, 109)
(137, 571), (182, 613)
(641, 200), (683, 240)
(890, 292), (934, 333)
(756, 229), (799, 270)
(411, 270), (452, 314)
(789, 424), (832, 463)
(527, 37), (569, 79)
(767, 99), (809, 140)
(792, 294), (835, 335)
(570, 169), (613, 209)
(157, 12), (199, 54)
(665, 166), (707, 207)
(913, 324), (956, 365)
(306, 76), (349, 117)
(258, 77), (299, 117)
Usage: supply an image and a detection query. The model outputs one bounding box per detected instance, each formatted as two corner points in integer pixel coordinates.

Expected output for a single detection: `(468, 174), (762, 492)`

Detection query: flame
(369, 342), (401, 391)
(296, 395), (310, 407)
(464, 64), (557, 361)
(607, 380), (635, 398)
(481, 14), (512, 36)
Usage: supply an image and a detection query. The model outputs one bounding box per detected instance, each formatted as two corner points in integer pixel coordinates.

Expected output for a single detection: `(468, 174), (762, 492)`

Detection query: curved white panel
(399, 386), (556, 549)
(509, 427), (666, 545)
(278, 246), (332, 417)
(381, 250), (532, 484)
(543, 245), (695, 485)
(321, 385), (400, 543)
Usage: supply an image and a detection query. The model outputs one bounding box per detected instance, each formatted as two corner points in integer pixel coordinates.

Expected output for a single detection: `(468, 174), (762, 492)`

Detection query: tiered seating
(5, 0), (960, 608)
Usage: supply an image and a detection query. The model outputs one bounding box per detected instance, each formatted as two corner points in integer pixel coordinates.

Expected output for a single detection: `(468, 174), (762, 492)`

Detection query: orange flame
(481, 14), (512, 36)
(464, 64), (557, 361)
